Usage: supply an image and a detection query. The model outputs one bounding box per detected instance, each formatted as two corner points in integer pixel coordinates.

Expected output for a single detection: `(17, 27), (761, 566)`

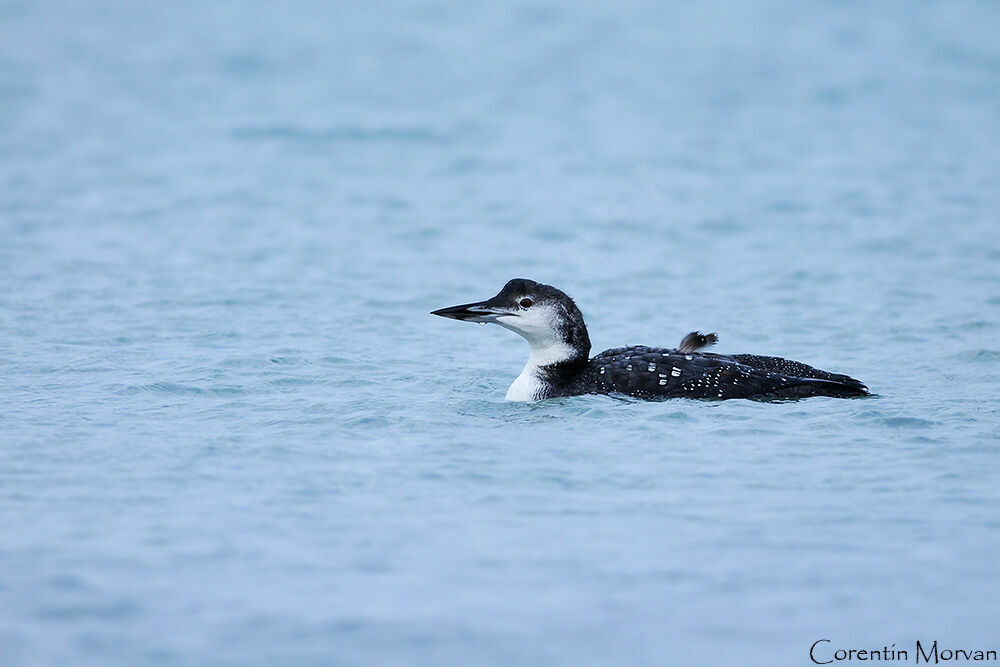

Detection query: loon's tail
(678, 331), (719, 353)
(767, 376), (869, 399)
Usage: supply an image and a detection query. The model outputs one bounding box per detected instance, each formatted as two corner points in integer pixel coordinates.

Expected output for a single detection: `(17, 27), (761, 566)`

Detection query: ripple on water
(872, 416), (939, 429)
(110, 383), (250, 396)
(34, 598), (140, 621)
(951, 349), (1000, 362)
(229, 124), (453, 145)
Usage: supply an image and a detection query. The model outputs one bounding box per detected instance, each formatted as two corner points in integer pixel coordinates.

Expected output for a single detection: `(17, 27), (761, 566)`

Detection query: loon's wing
(583, 347), (867, 399)
(731, 354), (868, 395)
(677, 331), (719, 353)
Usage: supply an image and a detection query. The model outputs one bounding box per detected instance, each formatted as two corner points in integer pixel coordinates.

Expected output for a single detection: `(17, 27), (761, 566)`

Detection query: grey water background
(2, 0), (999, 665)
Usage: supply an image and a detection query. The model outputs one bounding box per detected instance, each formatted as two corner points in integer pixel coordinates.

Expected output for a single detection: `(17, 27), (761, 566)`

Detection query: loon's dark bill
(431, 301), (508, 323)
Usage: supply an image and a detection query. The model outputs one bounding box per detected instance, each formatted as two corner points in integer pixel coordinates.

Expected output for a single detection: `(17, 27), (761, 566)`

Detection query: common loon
(431, 278), (869, 402)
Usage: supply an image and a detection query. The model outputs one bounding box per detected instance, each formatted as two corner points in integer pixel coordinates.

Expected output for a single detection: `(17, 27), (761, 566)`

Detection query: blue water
(2, 1), (999, 665)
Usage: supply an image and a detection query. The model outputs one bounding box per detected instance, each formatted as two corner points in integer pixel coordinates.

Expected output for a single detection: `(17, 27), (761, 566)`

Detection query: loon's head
(431, 278), (591, 366)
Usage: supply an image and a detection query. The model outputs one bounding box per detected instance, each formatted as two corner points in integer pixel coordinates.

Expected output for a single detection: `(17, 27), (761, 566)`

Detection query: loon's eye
(519, 297), (533, 309)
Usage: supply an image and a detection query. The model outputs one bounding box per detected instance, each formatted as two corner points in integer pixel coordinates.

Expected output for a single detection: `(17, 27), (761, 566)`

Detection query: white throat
(504, 339), (577, 402)
(490, 303), (583, 402)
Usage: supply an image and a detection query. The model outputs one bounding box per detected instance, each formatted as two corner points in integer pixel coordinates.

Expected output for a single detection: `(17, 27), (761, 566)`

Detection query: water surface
(2, 1), (999, 665)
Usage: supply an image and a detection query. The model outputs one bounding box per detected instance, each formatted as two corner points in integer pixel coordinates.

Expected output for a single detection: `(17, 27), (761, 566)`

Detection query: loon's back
(558, 346), (868, 400)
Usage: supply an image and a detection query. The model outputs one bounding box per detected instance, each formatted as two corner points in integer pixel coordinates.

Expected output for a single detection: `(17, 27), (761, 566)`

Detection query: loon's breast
(555, 346), (868, 400)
